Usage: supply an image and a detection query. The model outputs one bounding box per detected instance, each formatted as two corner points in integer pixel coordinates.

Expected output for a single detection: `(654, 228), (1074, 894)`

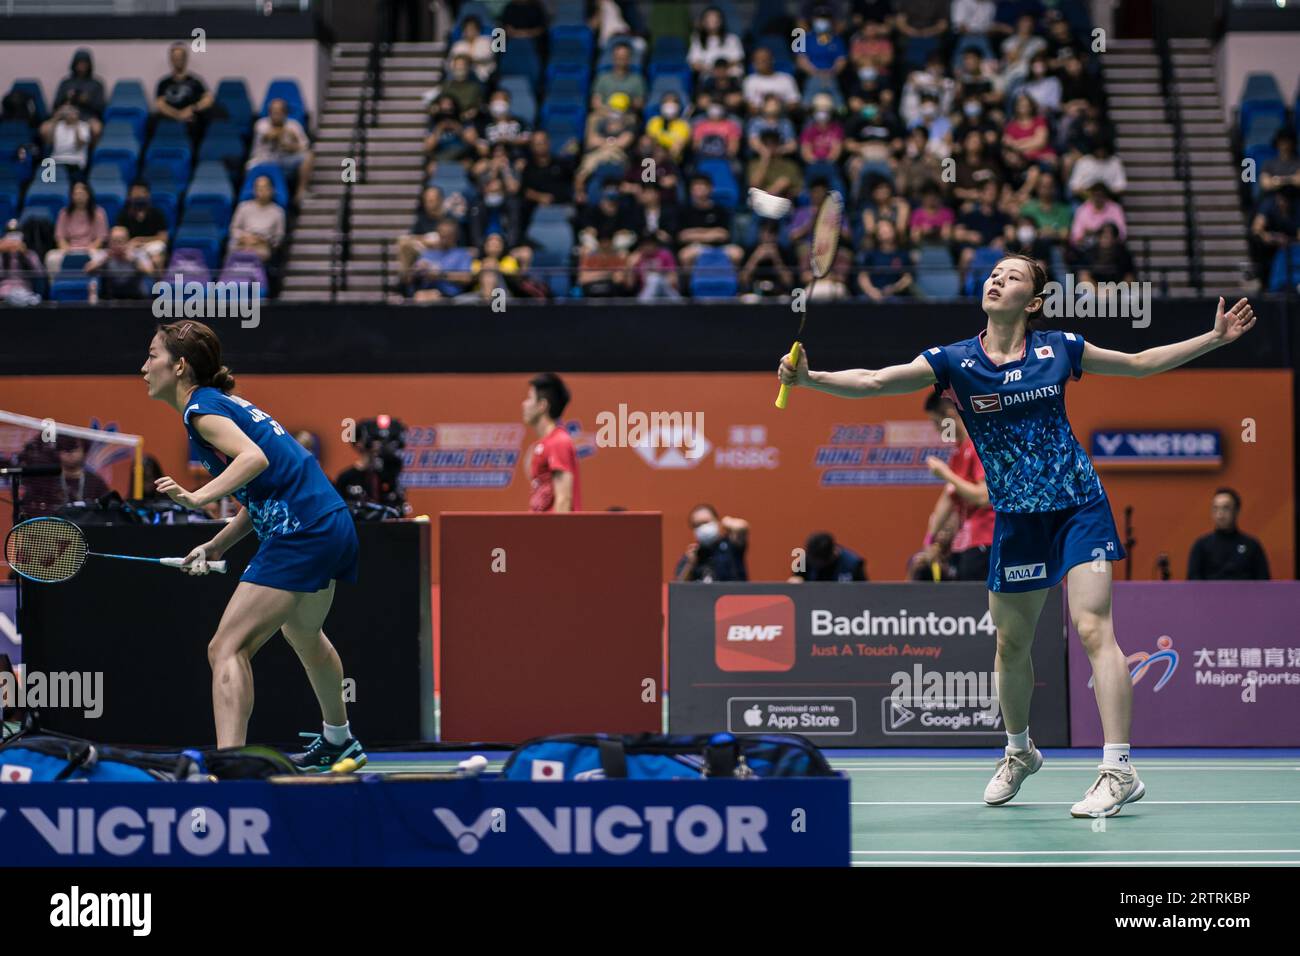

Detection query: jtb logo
(1003, 369), (1022, 384)
(714, 595), (795, 671)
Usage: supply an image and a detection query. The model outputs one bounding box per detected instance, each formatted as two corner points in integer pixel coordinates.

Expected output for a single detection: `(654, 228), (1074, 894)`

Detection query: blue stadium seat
(1244, 143), (1278, 199)
(51, 275), (93, 302)
(91, 143), (139, 184)
(198, 121), (248, 167)
(1267, 244), (1300, 293)
(1239, 73), (1286, 141)
(690, 250), (739, 299)
(586, 162), (625, 196)
(0, 169), (19, 224)
(530, 204), (573, 226)
(550, 26), (595, 58)
(21, 177), (69, 222)
(1243, 114), (1285, 152)
(172, 222), (223, 269)
(214, 79), (254, 132)
(526, 220), (574, 296)
(499, 39), (542, 85)
(546, 61), (592, 95)
(542, 116), (583, 156)
(239, 162), (289, 207)
(650, 36), (688, 64)
(180, 204), (228, 240)
(454, 0), (492, 31)
(915, 245), (960, 298)
(88, 165), (127, 224)
(647, 73), (690, 104)
(105, 80), (149, 140)
(696, 158), (739, 208)
(754, 36), (796, 74)
(540, 98), (585, 125)
(261, 78), (306, 125)
(10, 79), (47, 124)
(963, 246), (1004, 295)
(143, 142), (193, 186)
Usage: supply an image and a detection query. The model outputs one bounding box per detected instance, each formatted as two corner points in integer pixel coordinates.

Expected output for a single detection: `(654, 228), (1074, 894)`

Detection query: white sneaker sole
(983, 750), (1044, 806)
(1071, 778), (1146, 818)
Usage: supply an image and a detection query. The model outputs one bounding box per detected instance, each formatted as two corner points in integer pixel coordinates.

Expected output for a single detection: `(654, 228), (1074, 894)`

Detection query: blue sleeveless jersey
(184, 387), (347, 539)
(920, 329), (1103, 514)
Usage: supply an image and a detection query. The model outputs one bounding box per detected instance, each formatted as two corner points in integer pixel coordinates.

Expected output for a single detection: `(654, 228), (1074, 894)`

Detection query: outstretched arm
(779, 351), (937, 398)
(1082, 296), (1256, 378)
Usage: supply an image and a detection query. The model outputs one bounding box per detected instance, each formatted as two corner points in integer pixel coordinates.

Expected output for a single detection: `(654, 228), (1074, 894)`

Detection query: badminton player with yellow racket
(772, 188), (845, 409)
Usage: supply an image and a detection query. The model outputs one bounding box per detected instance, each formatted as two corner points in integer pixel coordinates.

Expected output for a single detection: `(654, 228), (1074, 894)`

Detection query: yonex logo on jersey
(1034, 345), (1054, 359)
(1004, 563), (1047, 582)
(1002, 369), (1022, 384)
(971, 394), (1002, 413)
(960, 358), (975, 368)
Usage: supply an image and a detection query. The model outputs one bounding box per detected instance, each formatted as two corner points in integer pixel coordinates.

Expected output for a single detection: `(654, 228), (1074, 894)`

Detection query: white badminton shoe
(983, 741), (1044, 805)
(1070, 764), (1146, 818)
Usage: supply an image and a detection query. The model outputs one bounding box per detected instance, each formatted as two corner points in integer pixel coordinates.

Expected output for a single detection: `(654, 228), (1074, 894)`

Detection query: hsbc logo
(971, 394), (1002, 414)
(727, 625), (782, 642)
(715, 595), (795, 672)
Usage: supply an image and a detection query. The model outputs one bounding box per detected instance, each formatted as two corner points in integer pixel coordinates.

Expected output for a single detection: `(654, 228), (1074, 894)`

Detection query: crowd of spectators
(394, 0), (1134, 303)
(1, 43), (310, 304)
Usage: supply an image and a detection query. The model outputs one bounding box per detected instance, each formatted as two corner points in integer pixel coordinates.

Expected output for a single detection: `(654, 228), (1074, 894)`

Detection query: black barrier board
(669, 582), (1069, 746)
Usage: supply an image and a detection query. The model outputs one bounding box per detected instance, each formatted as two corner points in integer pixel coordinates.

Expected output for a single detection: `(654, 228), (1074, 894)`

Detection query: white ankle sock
(1007, 729), (1030, 752)
(1102, 743), (1131, 770)
(323, 721), (351, 746)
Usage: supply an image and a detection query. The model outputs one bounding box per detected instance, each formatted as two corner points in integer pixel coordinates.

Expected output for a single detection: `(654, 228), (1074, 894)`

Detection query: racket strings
(811, 194), (845, 279)
(5, 519), (88, 583)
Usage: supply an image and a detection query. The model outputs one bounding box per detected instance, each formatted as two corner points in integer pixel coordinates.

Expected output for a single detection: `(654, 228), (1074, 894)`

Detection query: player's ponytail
(157, 321), (236, 394)
(998, 253), (1050, 331)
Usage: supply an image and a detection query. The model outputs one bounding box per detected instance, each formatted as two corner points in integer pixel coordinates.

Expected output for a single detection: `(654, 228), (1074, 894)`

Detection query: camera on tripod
(337, 415), (408, 516)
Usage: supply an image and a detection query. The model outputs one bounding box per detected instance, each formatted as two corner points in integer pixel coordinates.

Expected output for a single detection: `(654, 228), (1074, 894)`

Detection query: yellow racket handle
(775, 340), (802, 409)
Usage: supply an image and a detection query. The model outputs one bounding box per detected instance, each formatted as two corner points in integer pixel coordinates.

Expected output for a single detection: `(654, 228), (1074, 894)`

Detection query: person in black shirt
(678, 174), (741, 270)
(501, 0), (548, 41)
(1187, 488), (1271, 580)
(674, 504), (750, 582)
(154, 43), (214, 137)
(517, 130), (574, 227)
(789, 531), (868, 582)
(116, 181), (169, 271)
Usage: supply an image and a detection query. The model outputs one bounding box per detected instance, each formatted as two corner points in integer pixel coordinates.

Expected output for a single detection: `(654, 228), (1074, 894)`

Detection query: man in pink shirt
(799, 93), (845, 164)
(1070, 182), (1127, 247)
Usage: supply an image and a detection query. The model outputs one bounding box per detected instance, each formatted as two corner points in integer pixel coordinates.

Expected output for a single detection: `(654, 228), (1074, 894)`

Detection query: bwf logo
(714, 595), (795, 672)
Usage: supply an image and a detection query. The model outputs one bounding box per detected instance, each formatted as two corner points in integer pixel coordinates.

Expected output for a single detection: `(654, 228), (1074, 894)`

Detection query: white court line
(852, 799), (1300, 805)
(832, 765), (1300, 771)
(852, 849), (1300, 855)
(851, 860), (1300, 866)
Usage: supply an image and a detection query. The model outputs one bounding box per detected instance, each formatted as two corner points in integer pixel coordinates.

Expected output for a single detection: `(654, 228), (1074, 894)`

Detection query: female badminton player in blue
(779, 255), (1256, 817)
(141, 320), (364, 771)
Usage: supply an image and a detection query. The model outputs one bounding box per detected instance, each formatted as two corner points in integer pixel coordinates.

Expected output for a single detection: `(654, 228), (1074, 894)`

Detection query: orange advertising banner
(2, 370), (1292, 582)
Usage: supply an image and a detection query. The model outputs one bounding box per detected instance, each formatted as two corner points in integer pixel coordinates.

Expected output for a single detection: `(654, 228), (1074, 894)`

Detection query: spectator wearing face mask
(847, 18), (895, 89)
(674, 504), (749, 582)
(1006, 214), (1054, 263)
(844, 99), (904, 189)
(476, 90), (532, 161)
(800, 93), (845, 164)
(797, 6), (848, 101)
(646, 92), (691, 161)
(691, 94), (743, 161)
(746, 95), (798, 158)
(115, 181), (169, 273)
(901, 53), (956, 129)
(700, 57), (747, 116)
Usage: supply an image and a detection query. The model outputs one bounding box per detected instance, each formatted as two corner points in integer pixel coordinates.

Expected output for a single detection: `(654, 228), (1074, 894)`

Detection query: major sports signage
(1090, 430), (1221, 469)
(0, 777), (850, 866)
(1069, 582), (1300, 746)
(670, 583), (1069, 747)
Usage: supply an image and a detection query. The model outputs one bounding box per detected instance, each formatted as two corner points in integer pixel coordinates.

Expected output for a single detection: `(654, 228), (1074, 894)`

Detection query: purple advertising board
(1068, 582), (1300, 746)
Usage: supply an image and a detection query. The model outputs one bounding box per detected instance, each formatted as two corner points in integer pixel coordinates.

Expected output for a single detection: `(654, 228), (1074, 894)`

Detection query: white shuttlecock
(458, 754), (489, 777)
(748, 187), (792, 219)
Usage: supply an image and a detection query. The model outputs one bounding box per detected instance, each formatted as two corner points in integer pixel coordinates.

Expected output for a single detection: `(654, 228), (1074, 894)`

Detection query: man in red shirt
(522, 372), (581, 512)
(923, 391), (994, 581)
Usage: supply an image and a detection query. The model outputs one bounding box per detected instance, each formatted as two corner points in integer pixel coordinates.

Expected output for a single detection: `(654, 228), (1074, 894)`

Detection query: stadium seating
(104, 80), (149, 140)
(260, 78), (306, 125)
(1238, 73), (1287, 142)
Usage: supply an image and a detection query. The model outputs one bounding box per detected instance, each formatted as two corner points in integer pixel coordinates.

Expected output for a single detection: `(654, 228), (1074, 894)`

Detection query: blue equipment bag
(501, 732), (836, 781)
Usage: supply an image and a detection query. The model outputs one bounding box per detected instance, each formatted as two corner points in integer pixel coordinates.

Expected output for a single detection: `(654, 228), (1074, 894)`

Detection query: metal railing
(329, 2), (386, 301)
(1153, 0), (1204, 294)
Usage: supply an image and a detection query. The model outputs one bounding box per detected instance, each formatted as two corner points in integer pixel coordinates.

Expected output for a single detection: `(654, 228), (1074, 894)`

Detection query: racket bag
(501, 732), (836, 782)
(0, 728), (298, 782)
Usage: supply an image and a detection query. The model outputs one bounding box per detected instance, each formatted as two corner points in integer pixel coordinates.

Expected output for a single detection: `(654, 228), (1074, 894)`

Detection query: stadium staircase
(281, 41), (445, 302)
(1104, 37), (1250, 296)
